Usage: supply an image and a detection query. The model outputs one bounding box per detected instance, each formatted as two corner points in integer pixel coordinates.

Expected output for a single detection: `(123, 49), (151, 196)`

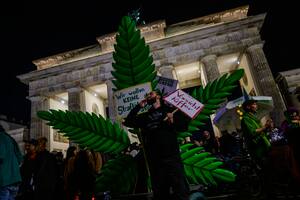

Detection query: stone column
(106, 80), (116, 123)
(201, 55), (222, 137)
(246, 43), (286, 125)
(158, 65), (175, 79)
(201, 54), (220, 82)
(67, 87), (85, 111)
(67, 87), (85, 146)
(29, 96), (50, 142)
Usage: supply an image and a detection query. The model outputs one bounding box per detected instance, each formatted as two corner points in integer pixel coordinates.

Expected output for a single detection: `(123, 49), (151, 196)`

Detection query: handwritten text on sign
(156, 76), (178, 96)
(164, 89), (204, 119)
(114, 82), (152, 118)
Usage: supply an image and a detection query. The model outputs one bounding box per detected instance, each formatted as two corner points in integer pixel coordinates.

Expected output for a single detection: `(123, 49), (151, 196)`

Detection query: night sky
(0, 0), (299, 125)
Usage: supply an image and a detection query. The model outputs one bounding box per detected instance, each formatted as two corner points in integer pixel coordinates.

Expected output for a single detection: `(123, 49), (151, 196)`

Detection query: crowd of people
(183, 100), (300, 198)
(185, 101), (300, 165)
(0, 127), (109, 200)
(1, 97), (300, 200)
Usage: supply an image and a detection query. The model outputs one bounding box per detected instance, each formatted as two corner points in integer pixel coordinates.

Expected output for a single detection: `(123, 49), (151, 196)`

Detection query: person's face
(266, 119), (274, 128)
(73, 149), (78, 156)
(37, 140), (46, 152)
(270, 120), (274, 128)
(25, 143), (30, 153)
(146, 91), (158, 105)
(291, 112), (299, 120)
(203, 131), (210, 139)
(248, 102), (258, 112)
(29, 144), (36, 153)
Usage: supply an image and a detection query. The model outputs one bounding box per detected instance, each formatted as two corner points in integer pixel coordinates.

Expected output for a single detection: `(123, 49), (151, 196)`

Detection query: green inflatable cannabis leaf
(187, 69), (244, 132)
(37, 110), (130, 154)
(112, 16), (157, 90)
(95, 155), (137, 195)
(180, 144), (236, 185)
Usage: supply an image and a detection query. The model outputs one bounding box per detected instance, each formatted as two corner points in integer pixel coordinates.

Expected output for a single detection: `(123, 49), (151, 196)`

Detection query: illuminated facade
(276, 68), (300, 111)
(18, 6), (285, 152)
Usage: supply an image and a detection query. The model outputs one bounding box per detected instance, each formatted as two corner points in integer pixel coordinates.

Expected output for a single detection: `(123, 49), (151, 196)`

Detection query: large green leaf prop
(111, 16), (157, 90)
(180, 143), (236, 185)
(177, 131), (193, 143)
(37, 110), (130, 154)
(95, 155), (137, 195)
(187, 69), (244, 132)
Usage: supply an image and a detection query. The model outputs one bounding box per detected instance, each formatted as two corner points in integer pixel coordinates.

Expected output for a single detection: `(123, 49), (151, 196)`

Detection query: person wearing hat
(281, 107), (300, 134)
(241, 99), (271, 162)
(241, 99), (273, 197)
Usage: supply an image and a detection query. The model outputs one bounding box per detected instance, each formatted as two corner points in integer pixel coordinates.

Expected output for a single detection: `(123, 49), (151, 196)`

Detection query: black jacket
(124, 103), (189, 159)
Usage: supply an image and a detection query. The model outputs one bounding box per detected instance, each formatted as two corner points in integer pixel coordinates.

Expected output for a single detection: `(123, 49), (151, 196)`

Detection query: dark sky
(0, 0), (299, 125)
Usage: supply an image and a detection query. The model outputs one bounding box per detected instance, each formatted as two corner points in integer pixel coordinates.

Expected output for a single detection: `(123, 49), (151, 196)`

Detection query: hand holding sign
(164, 109), (178, 122)
(163, 90), (204, 119)
(139, 99), (147, 108)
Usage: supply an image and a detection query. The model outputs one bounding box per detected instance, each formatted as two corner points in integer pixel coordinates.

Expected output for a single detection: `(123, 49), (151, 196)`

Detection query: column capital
(28, 95), (48, 102)
(201, 54), (217, 63)
(200, 54), (220, 82)
(246, 43), (264, 52)
(158, 64), (174, 72)
(158, 64), (175, 79)
(159, 63), (174, 68)
(105, 79), (113, 85)
(67, 87), (83, 93)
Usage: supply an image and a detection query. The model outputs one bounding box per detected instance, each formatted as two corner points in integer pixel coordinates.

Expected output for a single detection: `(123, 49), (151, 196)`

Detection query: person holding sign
(123, 91), (190, 200)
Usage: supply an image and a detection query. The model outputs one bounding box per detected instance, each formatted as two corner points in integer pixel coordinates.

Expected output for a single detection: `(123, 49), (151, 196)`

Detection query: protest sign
(114, 82), (152, 118)
(164, 89), (204, 119)
(156, 76), (178, 96)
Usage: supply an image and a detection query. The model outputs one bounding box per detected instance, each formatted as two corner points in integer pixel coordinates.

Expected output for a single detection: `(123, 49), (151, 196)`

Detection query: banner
(156, 76), (178, 96)
(164, 89), (204, 119)
(114, 82), (152, 118)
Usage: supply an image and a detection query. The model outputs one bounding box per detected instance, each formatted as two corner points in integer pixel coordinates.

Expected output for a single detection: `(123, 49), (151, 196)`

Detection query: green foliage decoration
(36, 16), (246, 196)
(95, 155), (137, 195)
(180, 143), (236, 186)
(111, 16), (157, 90)
(37, 110), (130, 154)
(186, 69), (244, 133)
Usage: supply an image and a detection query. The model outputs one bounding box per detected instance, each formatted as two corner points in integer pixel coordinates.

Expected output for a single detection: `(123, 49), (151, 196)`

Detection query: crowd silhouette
(1, 105), (300, 200)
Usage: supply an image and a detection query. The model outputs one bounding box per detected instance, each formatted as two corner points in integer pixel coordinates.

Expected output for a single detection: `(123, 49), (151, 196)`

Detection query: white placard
(163, 89), (204, 119)
(113, 82), (152, 118)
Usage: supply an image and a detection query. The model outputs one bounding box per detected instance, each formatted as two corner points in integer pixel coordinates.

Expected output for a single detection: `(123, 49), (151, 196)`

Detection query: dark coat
(0, 131), (23, 187)
(33, 150), (58, 200)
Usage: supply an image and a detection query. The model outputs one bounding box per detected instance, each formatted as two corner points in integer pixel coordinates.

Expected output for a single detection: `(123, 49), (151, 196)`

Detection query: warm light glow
(174, 62), (201, 88)
(217, 53), (239, 73)
(89, 84), (108, 99)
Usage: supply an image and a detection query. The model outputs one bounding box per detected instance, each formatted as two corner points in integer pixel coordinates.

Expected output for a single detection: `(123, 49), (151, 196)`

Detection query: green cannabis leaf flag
(186, 69), (244, 133)
(112, 16), (157, 90)
(37, 110), (130, 154)
(36, 16), (245, 196)
(95, 155), (137, 194)
(180, 144), (236, 185)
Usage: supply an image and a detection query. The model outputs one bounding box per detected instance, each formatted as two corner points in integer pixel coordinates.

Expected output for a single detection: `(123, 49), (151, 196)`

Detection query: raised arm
(123, 99), (146, 128)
